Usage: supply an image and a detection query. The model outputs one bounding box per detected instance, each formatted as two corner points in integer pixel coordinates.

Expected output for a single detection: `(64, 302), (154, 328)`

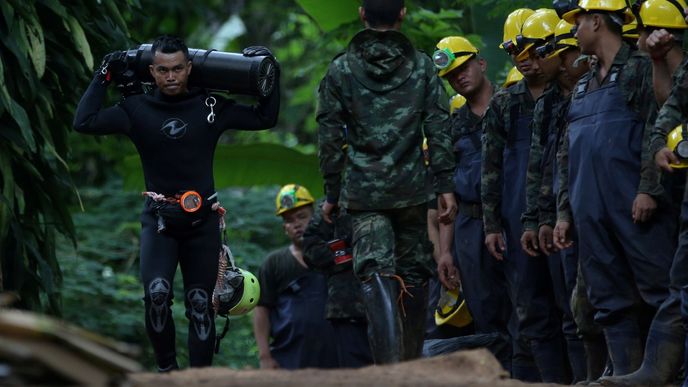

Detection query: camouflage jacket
(481, 79), (537, 234)
(557, 43), (661, 222)
(522, 82), (569, 230)
(302, 204), (366, 320)
(317, 29), (455, 210)
(650, 55), (688, 156)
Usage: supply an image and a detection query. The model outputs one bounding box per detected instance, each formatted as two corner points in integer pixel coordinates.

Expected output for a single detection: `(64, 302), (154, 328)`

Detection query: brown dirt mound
(128, 349), (550, 387)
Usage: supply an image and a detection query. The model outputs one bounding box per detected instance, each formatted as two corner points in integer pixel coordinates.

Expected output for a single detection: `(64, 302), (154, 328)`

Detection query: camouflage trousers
(571, 261), (603, 338)
(349, 204), (434, 287)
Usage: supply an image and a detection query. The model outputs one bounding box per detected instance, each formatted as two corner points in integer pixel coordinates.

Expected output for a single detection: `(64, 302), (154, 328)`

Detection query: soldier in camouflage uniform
(520, 14), (590, 383)
(316, 0), (456, 364)
(554, 1), (680, 381)
(481, 8), (563, 383)
(302, 203), (373, 368)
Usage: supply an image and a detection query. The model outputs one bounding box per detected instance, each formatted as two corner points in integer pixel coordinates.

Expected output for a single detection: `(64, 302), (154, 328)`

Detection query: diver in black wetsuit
(73, 35), (280, 371)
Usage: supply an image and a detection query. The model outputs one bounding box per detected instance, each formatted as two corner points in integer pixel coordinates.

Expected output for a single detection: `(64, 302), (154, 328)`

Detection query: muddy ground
(128, 349), (556, 387)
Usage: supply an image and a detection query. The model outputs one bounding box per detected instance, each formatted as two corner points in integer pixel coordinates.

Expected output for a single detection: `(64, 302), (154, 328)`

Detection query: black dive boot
(599, 322), (684, 387)
(400, 282), (428, 361)
(361, 273), (403, 364)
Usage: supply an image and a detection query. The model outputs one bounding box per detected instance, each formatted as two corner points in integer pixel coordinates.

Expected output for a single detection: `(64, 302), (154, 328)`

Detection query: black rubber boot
(361, 273), (403, 364)
(599, 323), (684, 386)
(602, 321), (643, 376)
(567, 337), (588, 384)
(400, 282), (428, 361)
(577, 335), (608, 384)
(531, 336), (573, 384)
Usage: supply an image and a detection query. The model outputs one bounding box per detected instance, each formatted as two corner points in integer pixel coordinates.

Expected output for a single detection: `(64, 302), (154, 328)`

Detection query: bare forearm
(252, 306), (272, 359)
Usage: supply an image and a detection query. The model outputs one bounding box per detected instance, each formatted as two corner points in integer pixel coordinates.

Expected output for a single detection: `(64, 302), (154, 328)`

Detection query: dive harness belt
(143, 191), (219, 233)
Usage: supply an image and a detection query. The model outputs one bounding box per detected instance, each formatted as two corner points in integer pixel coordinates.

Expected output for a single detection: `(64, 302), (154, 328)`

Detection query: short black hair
(151, 35), (190, 60)
(362, 0), (405, 28)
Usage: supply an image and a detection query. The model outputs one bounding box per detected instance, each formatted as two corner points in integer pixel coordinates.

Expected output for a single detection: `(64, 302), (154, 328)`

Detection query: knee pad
(146, 278), (172, 333)
(186, 287), (213, 341)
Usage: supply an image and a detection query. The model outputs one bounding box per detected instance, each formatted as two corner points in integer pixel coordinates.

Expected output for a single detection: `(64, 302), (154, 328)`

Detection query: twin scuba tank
(109, 44), (278, 98)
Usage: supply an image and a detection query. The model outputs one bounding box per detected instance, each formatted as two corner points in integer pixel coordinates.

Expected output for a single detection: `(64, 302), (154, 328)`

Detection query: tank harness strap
(507, 92), (521, 147)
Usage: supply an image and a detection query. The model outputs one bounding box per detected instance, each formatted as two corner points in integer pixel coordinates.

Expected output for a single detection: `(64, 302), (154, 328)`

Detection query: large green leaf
(120, 143), (324, 197)
(295, 0), (359, 32)
(65, 15), (93, 70)
(25, 15), (46, 78)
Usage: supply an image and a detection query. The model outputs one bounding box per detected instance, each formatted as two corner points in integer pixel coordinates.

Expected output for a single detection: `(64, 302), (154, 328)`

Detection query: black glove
(95, 50), (128, 85)
(242, 46), (273, 57)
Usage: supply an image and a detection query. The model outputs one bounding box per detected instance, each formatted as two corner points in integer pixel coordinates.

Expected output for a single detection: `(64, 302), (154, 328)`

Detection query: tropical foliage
(0, 0), (133, 313)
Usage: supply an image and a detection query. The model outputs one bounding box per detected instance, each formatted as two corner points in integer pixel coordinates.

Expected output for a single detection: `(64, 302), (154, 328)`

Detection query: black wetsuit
(73, 75), (279, 369)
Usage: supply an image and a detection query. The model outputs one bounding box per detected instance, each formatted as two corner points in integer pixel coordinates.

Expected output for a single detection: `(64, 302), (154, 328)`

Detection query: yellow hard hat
(637, 0), (688, 29)
(500, 8), (535, 55)
(563, 0), (635, 24)
(623, 19), (639, 39)
(516, 9), (562, 61)
(449, 94), (467, 114)
(435, 287), (473, 328)
(503, 66), (524, 87)
(539, 19), (579, 58)
(434, 37), (480, 77)
(667, 124), (688, 168)
(275, 184), (315, 215)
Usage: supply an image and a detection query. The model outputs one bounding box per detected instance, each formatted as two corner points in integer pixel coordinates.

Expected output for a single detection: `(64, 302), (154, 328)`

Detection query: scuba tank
(111, 44), (277, 98)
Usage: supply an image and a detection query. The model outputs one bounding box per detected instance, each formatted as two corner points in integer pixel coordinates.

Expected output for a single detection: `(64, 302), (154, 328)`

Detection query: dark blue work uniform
(482, 79), (565, 383)
(257, 247), (338, 369)
(564, 44), (678, 375)
(451, 101), (512, 340)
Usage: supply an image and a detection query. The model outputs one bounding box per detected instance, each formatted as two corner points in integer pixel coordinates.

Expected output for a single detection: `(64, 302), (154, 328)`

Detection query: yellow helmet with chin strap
(516, 9), (562, 61)
(536, 19), (579, 59)
(623, 19), (639, 39)
(275, 184), (315, 215)
(500, 8), (535, 55)
(563, 0), (635, 24)
(636, 0), (688, 29)
(433, 37), (479, 78)
(667, 124), (688, 168)
(435, 286), (473, 328)
(503, 66), (524, 87)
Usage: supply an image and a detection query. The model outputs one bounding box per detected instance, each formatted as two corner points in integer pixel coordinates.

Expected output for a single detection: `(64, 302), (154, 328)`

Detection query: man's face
(281, 206), (313, 244)
(574, 14), (596, 55)
(444, 57), (486, 97)
(534, 50), (563, 83)
(512, 49), (541, 78)
(149, 51), (192, 96)
(559, 47), (589, 82)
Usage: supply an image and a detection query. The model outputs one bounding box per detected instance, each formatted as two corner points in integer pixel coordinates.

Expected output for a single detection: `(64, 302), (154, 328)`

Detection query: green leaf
(1, 90), (36, 152)
(65, 15), (93, 70)
(120, 143), (324, 198)
(295, 0), (359, 32)
(0, 1), (13, 33)
(103, 0), (129, 34)
(25, 15), (46, 78)
(39, 0), (68, 19)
